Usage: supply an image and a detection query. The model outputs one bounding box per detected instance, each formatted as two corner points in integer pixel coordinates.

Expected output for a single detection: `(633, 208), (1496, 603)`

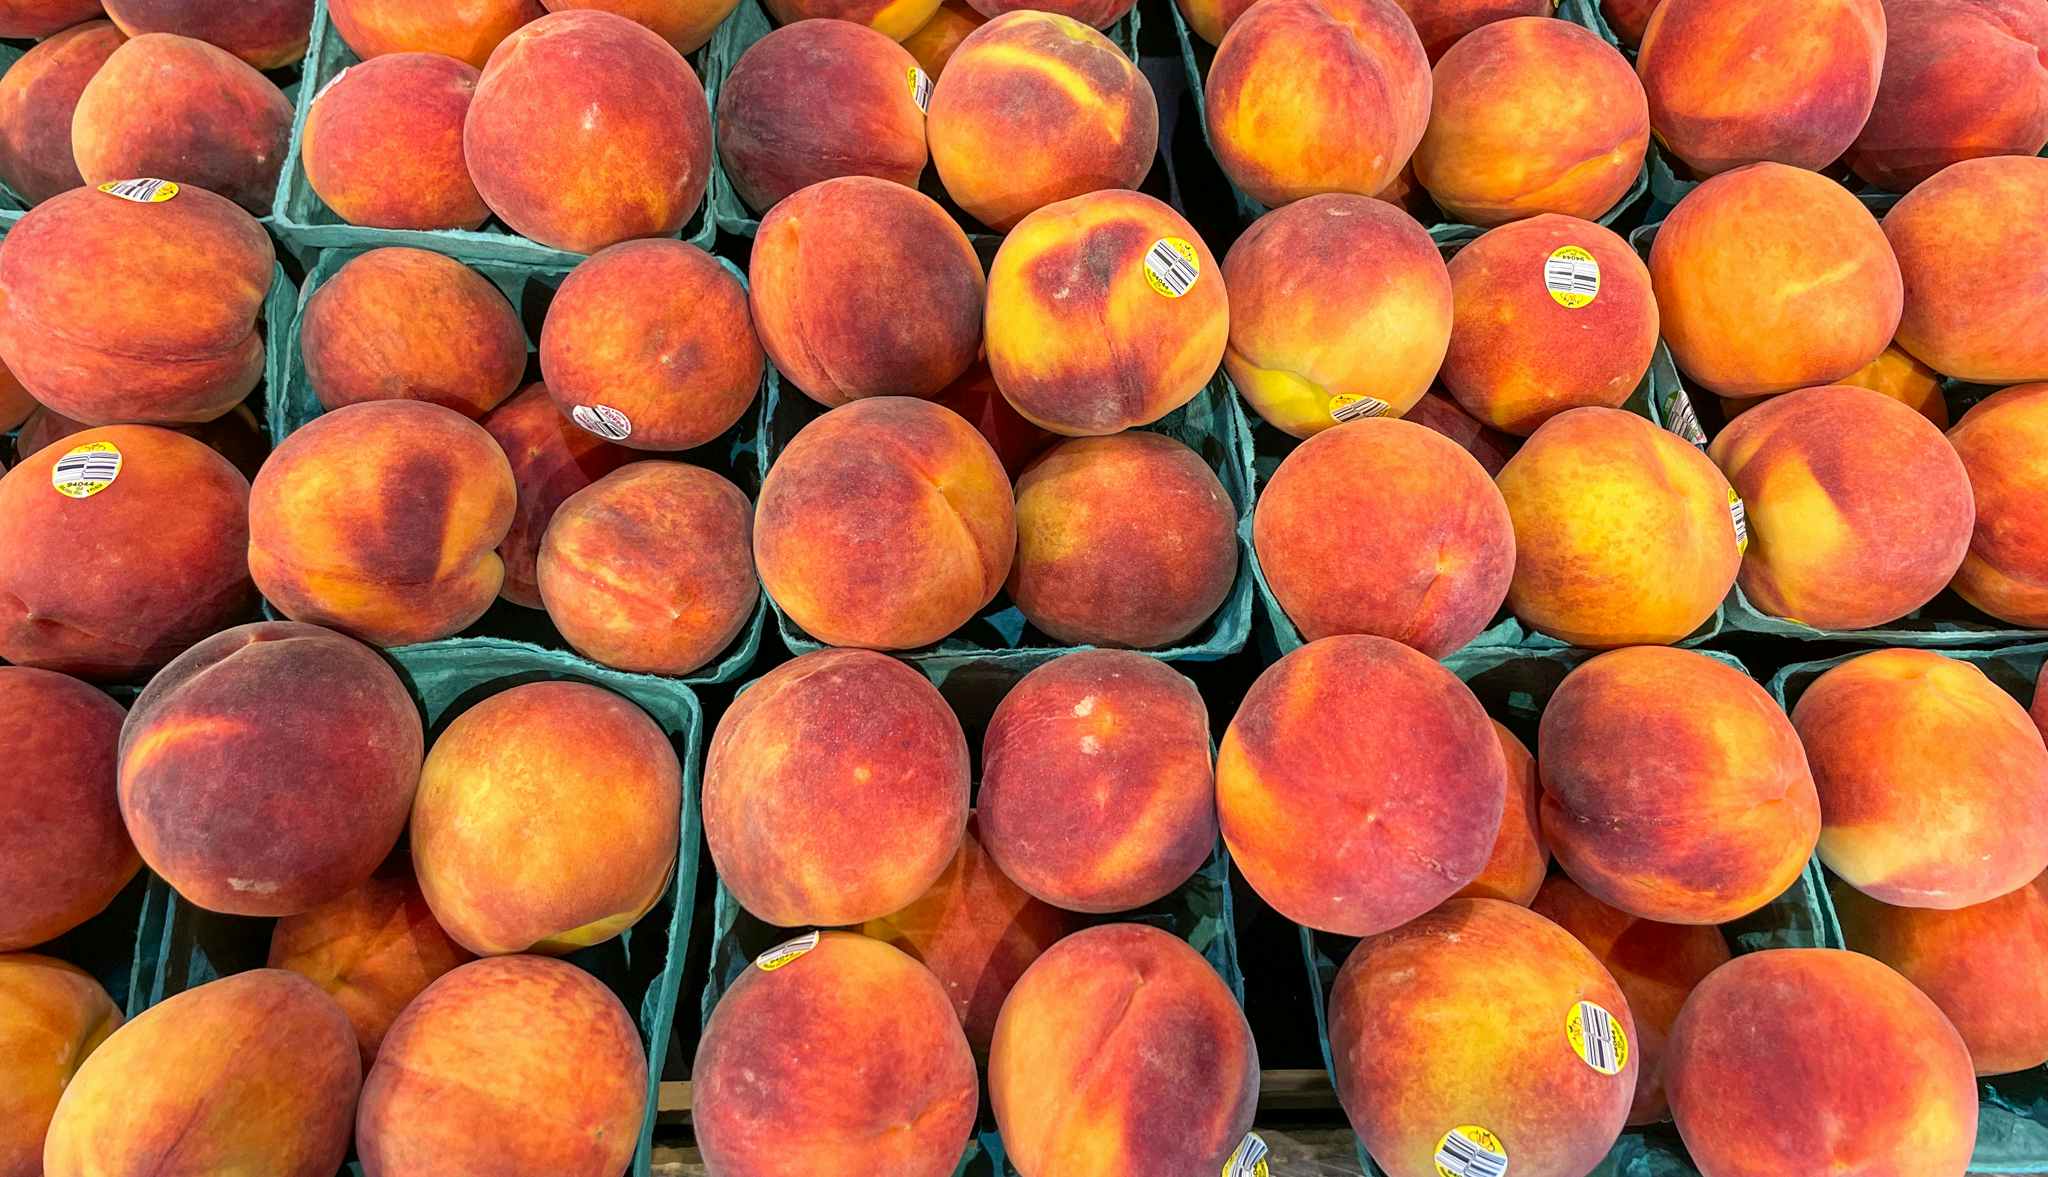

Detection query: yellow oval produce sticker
(907, 66), (933, 112)
(1222, 1132), (1270, 1177)
(1729, 489), (1749, 555)
(98, 178), (179, 203)
(1544, 245), (1600, 308)
(754, 930), (821, 972)
(1566, 999), (1629, 1076)
(1435, 1125), (1508, 1177)
(51, 441), (122, 499)
(1145, 237), (1201, 298)
(1329, 393), (1392, 423)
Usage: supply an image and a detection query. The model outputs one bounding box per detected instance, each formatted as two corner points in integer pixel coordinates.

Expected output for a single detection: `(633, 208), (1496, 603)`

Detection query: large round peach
(1454, 722), (1546, 905)
(329, 0), (545, 66)
(0, 955), (119, 1177)
(1404, 388), (1519, 474)
(1219, 634), (1506, 935)
(1254, 418), (1513, 655)
(0, 21), (122, 205)
(541, 0), (737, 52)
(1887, 154), (2048, 384)
(754, 397), (1013, 649)
(302, 52), (488, 232)
(1649, 163), (1901, 397)
(1949, 384), (2048, 625)
(1392, 0), (1547, 60)
(1008, 432), (1236, 649)
(1174, 0), (1251, 43)
(763, 0), (941, 39)
(0, 0), (105, 38)
(100, 0), (312, 67)
(1839, 342), (1949, 428)
(1222, 193), (1450, 436)
(0, 668), (134, 951)
(1849, 0), (2048, 193)
(480, 383), (633, 608)
(300, 248), (525, 419)
(1709, 383), (1974, 630)
(902, 0), (983, 73)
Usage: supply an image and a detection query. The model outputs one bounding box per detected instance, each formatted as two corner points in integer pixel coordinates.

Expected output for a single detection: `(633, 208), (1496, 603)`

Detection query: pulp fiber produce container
(269, 0), (718, 262)
(133, 637), (704, 1177)
(1299, 644), (1840, 1177)
(1769, 643), (2048, 1175)
(269, 245), (768, 685)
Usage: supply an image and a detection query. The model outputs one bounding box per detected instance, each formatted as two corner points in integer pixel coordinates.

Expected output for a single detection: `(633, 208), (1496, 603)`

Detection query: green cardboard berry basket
(1768, 643), (2048, 1175)
(1296, 644), (1839, 1177)
(266, 245), (768, 686)
(131, 637), (705, 1177)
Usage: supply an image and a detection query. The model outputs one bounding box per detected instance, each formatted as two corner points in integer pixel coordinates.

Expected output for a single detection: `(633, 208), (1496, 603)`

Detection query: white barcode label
(1222, 1132), (1269, 1177)
(1144, 237), (1200, 298)
(1663, 387), (1709, 447)
(570, 403), (632, 442)
(1565, 1000), (1628, 1076)
(1543, 245), (1600, 308)
(1435, 1126), (1508, 1177)
(755, 930), (820, 971)
(906, 66), (933, 112)
(1329, 393), (1391, 423)
(1728, 489), (1748, 555)
(97, 178), (178, 203)
(51, 441), (122, 498)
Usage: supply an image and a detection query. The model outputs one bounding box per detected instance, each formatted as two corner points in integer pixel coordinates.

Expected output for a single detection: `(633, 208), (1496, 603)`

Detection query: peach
(1175, 0), (1252, 43)
(933, 360), (1056, 478)
(1949, 384), (2048, 625)
(42, 970), (359, 1177)
(1648, 163), (1902, 397)
(965, 0), (1130, 23)
(1454, 722), (1546, 904)
(991, 924), (1257, 1177)
(100, 0), (311, 67)
(1254, 418), (1514, 655)
(411, 681), (679, 955)
(979, 650), (1217, 912)
(0, 668), (134, 951)
(248, 401), (518, 646)
(1794, 648), (2048, 909)
(1391, 0), (1548, 61)
(302, 52), (488, 232)
(539, 239), (763, 448)
(0, 0), (104, 38)
(762, 0), (940, 39)
(464, 9), (712, 253)
(300, 248), (525, 419)
(0, 363), (28, 432)
(0, 182), (272, 426)
(704, 649), (969, 925)
(0, 955), (120, 1177)
(1849, 0), (2048, 193)
(986, 190), (1226, 435)
(1602, 0), (1655, 44)
(1666, 949), (1978, 1177)
(17, 403), (267, 480)
(695, 933), (977, 1177)
(1009, 432), (1237, 649)
(861, 821), (1073, 1050)
(540, 0), (737, 53)
(329, 0), (545, 67)
(902, 0), (983, 74)
(1887, 154), (2048, 384)
(754, 397), (1013, 649)
(356, 955), (646, 1177)
(1709, 383), (1974, 629)
(1404, 389), (1518, 474)
(0, 21), (121, 205)
(480, 383), (633, 608)
(1837, 342), (1949, 428)
(1204, 0), (1430, 206)
(1218, 634), (1507, 935)
(0, 425), (252, 678)
(1497, 407), (1742, 647)
(268, 856), (475, 1068)
(1442, 214), (1659, 435)
(1221, 193), (1450, 437)
(750, 177), (981, 405)
(716, 20), (926, 215)
(928, 12), (1157, 231)
(1330, 899), (1637, 1177)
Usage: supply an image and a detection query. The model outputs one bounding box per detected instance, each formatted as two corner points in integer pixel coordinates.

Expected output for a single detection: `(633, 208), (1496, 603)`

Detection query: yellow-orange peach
(1838, 343), (1949, 428)
(0, 0), (104, 38)
(1174, 0), (1252, 43)
(1498, 407), (1742, 647)
(1949, 384), (2048, 626)
(1887, 154), (2048, 384)
(101, 0), (312, 67)
(302, 52), (488, 231)
(0, 955), (120, 1177)
(540, 0), (737, 53)
(1454, 722), (1546, 905)
(765, 0), (940, 38)
(1601, 0), (1655, 44)
(1405, 388), (1519, 474)
(1222, 193), (1450, 436)
(1849, 0), (2048, 192)
(965, 0), (1130, 25)
(329, 0), (545, 67)
(481, 384), (632, 608)
(902, 0), (983, 73)
(1391, 0), (1547, 61)
(0, 21), (121, 205)
(301, 248), (525, 418)
(0, 668), (134, 951)
(17, 403), (267, 480)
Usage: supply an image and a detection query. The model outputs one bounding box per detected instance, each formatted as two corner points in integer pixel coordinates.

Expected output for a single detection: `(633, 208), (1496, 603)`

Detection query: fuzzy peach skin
(1454, 722), (1546, 905)
(541, 0), (736, 52)
(1531, 877), (1730, 1125)
(1497, 407), (1742, 647)
(754, 398), (1013, 649)
(1222, 193), (1450, 437)
(765, 0), (939, 37)
(1949, 384), (2048, 625)
(704, 649), (969, 925)
(928, 12), (1157, 231)
(1008, 433), (1237, 648)
(1539, 646), (1821, 924)
(302, 52), (488, 231)
(862, 821), (1073, 1051)
(1666, 949), (1978, 1177)
(540, 240), (762, 449)
(1204, 0), (1430, 207)
(0, 21), (121, 205)
(269, 856), (475, 1068)
(0, 426), (252, 679)
(904, 0), (983, 73)
(1406, 389), (1519, 474)
(42, 970), (360, 1177)
(0, 668), (135, 951)
(412, 682), (679, 956)
(1636, 0), (1884, 177)
(965, 0), (1130, 25)
(249, 401), (517, 647)
(100, 0), (311, 67)
(1219, 634), (1507, 935)
(329, 0), (545, 67)
(0, 955), (119, 1177)
(1836, 343), (1950, 427)
(695, 933), (977, 1177)
(1443, 215), (1659, 435)
(1795, 648), (2048, 909)
(986, 190), (1226, 435)
(979, 650), (1217, 912)
(1849, 0), (2048, 192)
(356, 955), (646, 1177)
(991, 924), (1257, 1177)
(17, 403), (267, 479)
(1391, 0), (1548, 61)
(1174, 0), (1252, 44)
(0, 183), (271, 426)
(1887, 155), (2048, 384)
(1709, 384), (1974, 629)
(1601, 0), (1655, 44)
(0, 0), (103, 38)
(301, 248), (525, 418)
(1253, 418), (1514, 655)
(1330, 899), (1638, 1177)
(464, 10), (711, 253)
(1648, 163), (1902, 397)
(481, 383), (632, 608)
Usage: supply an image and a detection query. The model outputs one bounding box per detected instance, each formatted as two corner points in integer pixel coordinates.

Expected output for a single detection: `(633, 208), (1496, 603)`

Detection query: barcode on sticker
(1144, 237), (1200, 298)
(907, 66), (933, 112)
(1222, 1132), (1269, 1177)
(755, 930), (820, 971)
(1729, 490), (1749, 554)
(1435, 1126), (1508, 1177)
(1330, 393), (1391, 423)
(97, 178), (178, 203)
(1663, 387), (1708, 447)
(571, 403), (632, 442)
(1543, 245), (1600, 309)
(50, 441), (122, 499)
(1566, 1000), (1627, 1076)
